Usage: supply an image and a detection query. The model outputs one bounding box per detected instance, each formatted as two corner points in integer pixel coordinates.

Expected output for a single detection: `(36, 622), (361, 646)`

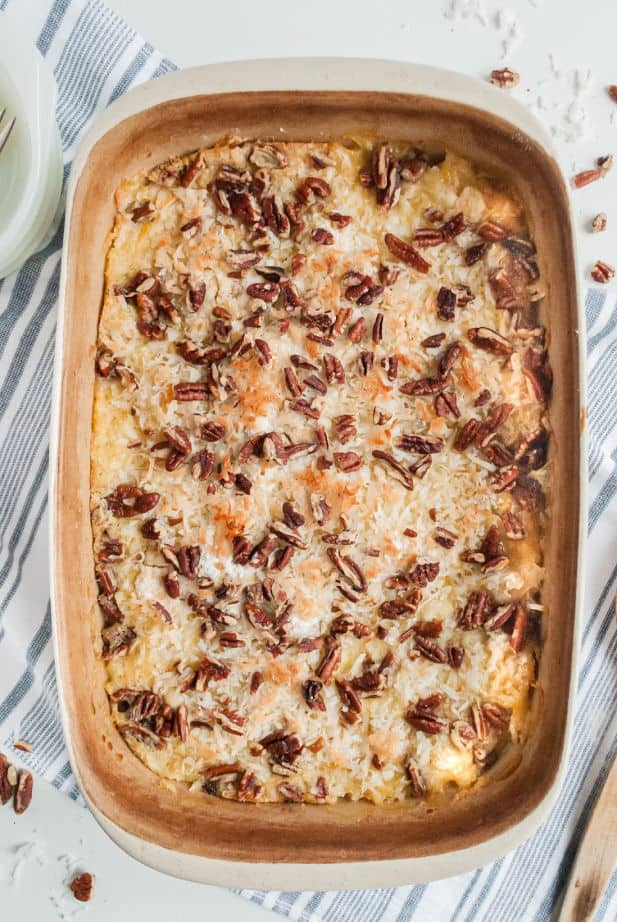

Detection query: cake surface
(91, 137), (550, 804)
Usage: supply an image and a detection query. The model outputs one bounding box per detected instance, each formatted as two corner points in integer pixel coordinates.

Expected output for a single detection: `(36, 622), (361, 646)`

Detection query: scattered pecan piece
(302, 680), (326, 711)
(489, 466), (520, 493)
(465, 242), (489, 266)
(591, 260), (615, 283)
(592, 213), (607, 233)
(573, 168), (602, 189)
(434, 391), (460, 418)
(323, 353), (346, 384)
(489, 67), (520, 88)
(70, 872), (95, 903)
(413, 227), (444, 247)
(609, 85), (617, 104)
(278, 782), (304, 802)
(421, 333), (446, 349)
(415, 636), (448, 663)
(312, 227), (334, 245)
(502, 510), (525, 539)
(454, 418), (480, 451)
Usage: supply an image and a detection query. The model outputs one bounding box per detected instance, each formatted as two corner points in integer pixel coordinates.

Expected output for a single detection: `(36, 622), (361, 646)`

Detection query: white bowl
(0, 12), (63, 280)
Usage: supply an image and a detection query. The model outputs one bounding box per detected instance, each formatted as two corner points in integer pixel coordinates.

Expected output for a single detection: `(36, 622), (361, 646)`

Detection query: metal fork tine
(0, 115), (16, 155)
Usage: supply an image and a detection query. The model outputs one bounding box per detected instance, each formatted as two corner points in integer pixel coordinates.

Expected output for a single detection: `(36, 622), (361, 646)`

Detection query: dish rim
(50, 57), (587, 889)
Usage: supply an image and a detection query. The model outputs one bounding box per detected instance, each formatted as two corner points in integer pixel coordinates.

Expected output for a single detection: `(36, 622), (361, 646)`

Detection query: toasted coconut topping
(93, 137), (548, 805)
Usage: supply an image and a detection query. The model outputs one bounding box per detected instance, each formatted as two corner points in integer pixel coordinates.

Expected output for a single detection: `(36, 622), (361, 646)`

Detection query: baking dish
(50, 58), (586, 889)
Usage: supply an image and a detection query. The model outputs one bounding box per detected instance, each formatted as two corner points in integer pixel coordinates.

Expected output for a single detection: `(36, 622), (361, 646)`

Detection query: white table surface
(3, 0), (617, 919)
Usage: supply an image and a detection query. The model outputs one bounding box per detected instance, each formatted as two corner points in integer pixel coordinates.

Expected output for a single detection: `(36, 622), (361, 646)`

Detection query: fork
(0, 107), (16, 156)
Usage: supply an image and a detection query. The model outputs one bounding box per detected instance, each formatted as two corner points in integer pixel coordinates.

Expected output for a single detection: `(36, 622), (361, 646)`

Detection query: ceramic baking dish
(50, 59), (586, 890)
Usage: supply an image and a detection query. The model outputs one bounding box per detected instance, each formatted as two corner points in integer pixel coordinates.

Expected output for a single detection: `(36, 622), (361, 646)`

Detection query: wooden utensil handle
(558, 755), (617, 921)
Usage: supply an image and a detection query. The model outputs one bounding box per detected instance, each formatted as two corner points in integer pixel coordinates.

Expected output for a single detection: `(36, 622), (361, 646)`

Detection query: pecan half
(397, 434), (444, 454)
(315, 635), (342, 682)
(459, 590), (491, 630)
(13, 770), (33, 814)
(384, 233), (431, 273)
(0, 754), (15, 805)
(106, 485), (160, 517)
(302, 679), (326, 711)
(591, 260), (615, 283)
(70, 873), (95, 903)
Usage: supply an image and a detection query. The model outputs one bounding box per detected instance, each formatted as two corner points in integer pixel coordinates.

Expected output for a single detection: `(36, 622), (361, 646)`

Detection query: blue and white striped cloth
(0, 2), (615, 919)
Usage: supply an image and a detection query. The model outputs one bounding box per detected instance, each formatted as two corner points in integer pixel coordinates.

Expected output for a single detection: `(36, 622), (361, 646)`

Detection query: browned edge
(54, 90), (580, 865)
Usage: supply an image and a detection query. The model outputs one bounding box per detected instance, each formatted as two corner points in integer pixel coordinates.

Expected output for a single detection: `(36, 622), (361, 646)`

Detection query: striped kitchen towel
(0, 1), (615, 920)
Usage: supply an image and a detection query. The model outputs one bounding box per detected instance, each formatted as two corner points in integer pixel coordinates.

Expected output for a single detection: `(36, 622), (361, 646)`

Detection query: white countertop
(3, 0), (616, 919)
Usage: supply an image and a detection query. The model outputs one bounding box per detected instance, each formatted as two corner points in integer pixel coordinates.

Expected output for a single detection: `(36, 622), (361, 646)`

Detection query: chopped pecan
(201, 421), (226, 442)
(312, 227), (334, 245)
(0, 754), (15, 805)
(406, 696), (448, 734)
(573, 168), (602, 189)
(454, 418), (480, 451)
(270, 521), (307, 549)
(174, 382), (211, 401)
(302, 679), (326, 711)
(397, 434), (444, 454)
(327, 548), (367, 592)
(482, 701), (512, 732)
(247, 281), (279, 301)
(329, 211), (353, 227)
(315, 635), (342, 682)
(323, 353), (346, 384)
(459, 590), (491, 630)
(484, 601), (519, 632)
(434, 391), (460, 418)
(502, 510), (525, 539)
(384, 233), (431, 273)
(192, 448), (215, 481)
(490, 67), (520, 88)
(415, 636), (448, 663)
(289, 399), (320, 419)
(260, 731), (303, 765)
(303, 373), (327, 395)
(413, 227), (445, 247)
(438, 341), (462, 378)
(433, 526), (458, 548)
(510, 604), (528, 651)
(348, 316), (367, 343)
(163, 571), (180, 598)
(296, 176), (331, 203)
(421, 333), (446, 349)
(278, 782), (304, 802)
(335, 414), (357, 444)
(467, 326), (513, 355)
(441, 212), (466, 240)
(69, 872), (95, 903)
(372, 450), (414, 491)
(131, 201), (154, 223)
(122, 721), (164, 748)
(401, 374), (446, 395)
(477, 220), (508, 240)
(437, 286), (456, 320)
(591, 260), (615, 283)
(334, 451), (363, 472)
(448, 646), (465, 669)
(489, 466), (519, 493)
(336, 679), (362, 720)
(379, 592), (421, 619)
(249, 534), (278, 568)
(409, 562), (439, 587)
(406, 758), (427, 797)
(106, 485), (160, 517)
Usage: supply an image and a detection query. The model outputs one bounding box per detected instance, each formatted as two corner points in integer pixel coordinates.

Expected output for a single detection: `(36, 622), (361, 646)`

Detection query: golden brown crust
(91, 138), (549, 804)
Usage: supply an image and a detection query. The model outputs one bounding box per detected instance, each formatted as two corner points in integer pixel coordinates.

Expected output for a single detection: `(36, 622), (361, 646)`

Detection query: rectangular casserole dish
(50, 58), (586, 890)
